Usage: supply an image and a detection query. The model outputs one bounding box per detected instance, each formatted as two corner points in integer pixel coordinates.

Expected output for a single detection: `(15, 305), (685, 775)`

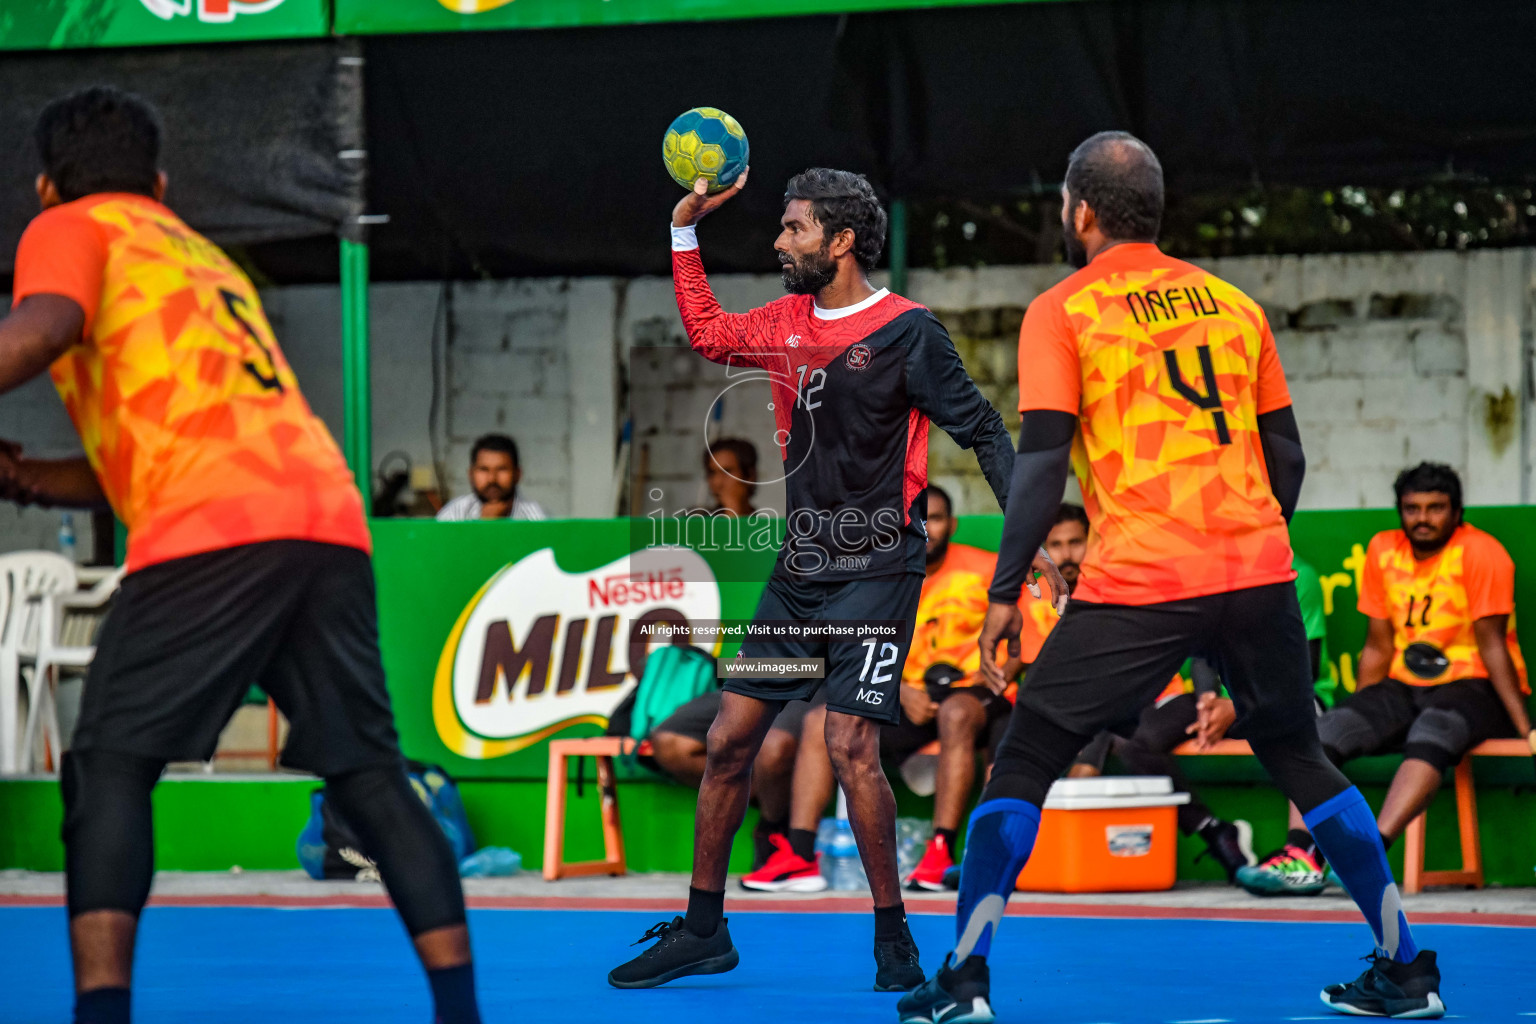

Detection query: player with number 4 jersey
(609, 167), (1067, 996)
(902, 132), (1444, 1024)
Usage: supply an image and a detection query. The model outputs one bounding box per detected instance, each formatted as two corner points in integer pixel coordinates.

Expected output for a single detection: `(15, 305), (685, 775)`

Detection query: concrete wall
(623, 249), (1536, 515)
(0, 246), (1528, 551)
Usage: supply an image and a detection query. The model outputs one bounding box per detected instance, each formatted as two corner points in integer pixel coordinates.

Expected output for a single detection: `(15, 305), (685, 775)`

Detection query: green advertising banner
(336, 0), (1053, 35)
(372, 507), (1536, 781)
(0, 0), (328, 50)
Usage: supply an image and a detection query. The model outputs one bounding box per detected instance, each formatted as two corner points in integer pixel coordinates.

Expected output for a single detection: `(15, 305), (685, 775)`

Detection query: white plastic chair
(0, 552), (78, 774)
(21, 565), (125, 772)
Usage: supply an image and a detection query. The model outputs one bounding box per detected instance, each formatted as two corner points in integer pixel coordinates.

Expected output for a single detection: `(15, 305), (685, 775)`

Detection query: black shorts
(72, 540), (402, 777)
(1317, 676), (1516, 772)
(652, 688), (825, 744)
(880, 687), (1013, 765)
(725, 572), (923, 725)
(1017, 580), (1316, 743)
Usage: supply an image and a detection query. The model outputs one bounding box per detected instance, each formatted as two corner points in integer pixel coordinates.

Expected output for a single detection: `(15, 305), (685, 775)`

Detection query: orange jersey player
(0, 87), (481, 1024)
(901, 132), (1444, 1024)
(1238, 462), (1533, 904)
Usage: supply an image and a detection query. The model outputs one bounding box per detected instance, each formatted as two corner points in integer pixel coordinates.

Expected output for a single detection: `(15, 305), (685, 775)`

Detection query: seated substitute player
(0, 89), (482, 1024)
(649, 690), (819, 870)
(608, 169), (1065, 992)
(1238, 462), (1533, 897)
(900, 131), (1444, 1024)
(738, 485), (1032, 893)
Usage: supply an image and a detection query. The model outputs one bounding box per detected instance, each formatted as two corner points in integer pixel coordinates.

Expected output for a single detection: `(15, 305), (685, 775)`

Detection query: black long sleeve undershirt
(988, 409), (1076, 604)
(1257, 405), (1305, 522)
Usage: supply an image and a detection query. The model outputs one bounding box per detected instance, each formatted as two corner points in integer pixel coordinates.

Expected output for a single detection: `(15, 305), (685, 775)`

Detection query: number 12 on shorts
(858, 637), (899, 705)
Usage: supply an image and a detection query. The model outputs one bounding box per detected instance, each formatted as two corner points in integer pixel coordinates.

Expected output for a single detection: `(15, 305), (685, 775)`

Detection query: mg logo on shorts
(856, 687), (885, 705)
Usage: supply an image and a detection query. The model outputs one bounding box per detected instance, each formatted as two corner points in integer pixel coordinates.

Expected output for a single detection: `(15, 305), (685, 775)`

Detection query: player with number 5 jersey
(608, 166), (1068, 996)
(1, 87), (482, 1024)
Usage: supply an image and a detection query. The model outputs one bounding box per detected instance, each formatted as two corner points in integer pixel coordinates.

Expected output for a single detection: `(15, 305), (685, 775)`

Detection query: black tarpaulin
(0, 40), (364, 276)
(363, 0), (1536, 280)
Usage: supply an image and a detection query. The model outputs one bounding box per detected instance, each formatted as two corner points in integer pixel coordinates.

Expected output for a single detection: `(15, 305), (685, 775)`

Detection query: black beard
(476, 485), (510, 503)
(1407, 529), (1453, 556)
(1063, 224), (1088, 269)
(926, 535), (951, 567)
(780, 244), (838, 295)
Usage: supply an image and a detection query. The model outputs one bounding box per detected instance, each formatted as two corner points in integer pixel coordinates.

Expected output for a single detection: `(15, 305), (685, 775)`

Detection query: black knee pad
(62, 750), (164, 918)
(984, 704), (1092, 808)
(1315, 707), (1377, 764)
(1402, 707), (1470, 773)
(325, 764), (467, 937)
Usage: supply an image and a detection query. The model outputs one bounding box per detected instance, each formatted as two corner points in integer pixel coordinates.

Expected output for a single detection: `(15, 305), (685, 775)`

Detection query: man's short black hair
(34, 87), (162, 203)
(784, 168), (888, 272)
(1394, 462), (1463, 512)
(471, 434), (520, 467)
(1054, 502), (1090, 530)
(924, 484), (954, 516)
(703, 437), (758, 480)
(1064, 131), (1164, 242)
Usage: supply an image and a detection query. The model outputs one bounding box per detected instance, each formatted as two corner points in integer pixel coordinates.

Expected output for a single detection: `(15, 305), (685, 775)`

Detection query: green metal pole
(889, 197), (909, 296)
(340, 238), (372, 505)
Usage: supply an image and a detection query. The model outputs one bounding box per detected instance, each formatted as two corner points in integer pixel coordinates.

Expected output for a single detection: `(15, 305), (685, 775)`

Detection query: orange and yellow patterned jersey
(903, 543), (1044, 700)
(1358, 523), (1528, 691)
(11, 194), (368, 572)
(1018, 243), (1296, 605)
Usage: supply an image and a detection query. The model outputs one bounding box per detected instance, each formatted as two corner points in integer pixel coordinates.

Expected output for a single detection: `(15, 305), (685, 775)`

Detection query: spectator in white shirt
(435, 434), (548, 521)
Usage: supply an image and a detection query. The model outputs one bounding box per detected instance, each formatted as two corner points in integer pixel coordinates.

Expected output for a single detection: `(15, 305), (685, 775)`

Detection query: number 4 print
(1164, 345), (1231, 444)
(220, 289), (285, 394)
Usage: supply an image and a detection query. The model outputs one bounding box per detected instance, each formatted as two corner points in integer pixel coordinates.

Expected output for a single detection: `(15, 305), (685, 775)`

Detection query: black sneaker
(874, 931), (924, 992)
(607, 916), (739, 989)
(896, 954), (992, 1024)
(1196, 818), (1256, 883)
(1320, 950), (1444, 1019)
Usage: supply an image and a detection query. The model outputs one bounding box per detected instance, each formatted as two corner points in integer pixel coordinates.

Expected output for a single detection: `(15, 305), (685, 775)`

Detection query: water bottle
(825, 819), (868, 891)
(458, 846), (521, 878)
(895, 818), (932, 880)
(58, 513), (76, 563)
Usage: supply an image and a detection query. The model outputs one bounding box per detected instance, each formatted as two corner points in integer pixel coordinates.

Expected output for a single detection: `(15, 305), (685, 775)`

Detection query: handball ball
(663, 107), (749, 192)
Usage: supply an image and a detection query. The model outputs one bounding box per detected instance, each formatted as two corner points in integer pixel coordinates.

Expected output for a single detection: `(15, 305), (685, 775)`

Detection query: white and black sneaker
(607, 916), (739, 989)
(1197, 818), (1257, 883)
(896, 954), (993, 1024)
(1321, 950), (1445, 1019)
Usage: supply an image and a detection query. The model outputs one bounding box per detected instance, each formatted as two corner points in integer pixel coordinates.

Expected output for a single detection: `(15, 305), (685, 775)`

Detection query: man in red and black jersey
(610, 169), (1065, 992)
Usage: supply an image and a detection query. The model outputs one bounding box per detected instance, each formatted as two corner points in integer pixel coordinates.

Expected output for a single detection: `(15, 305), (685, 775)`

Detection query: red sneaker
(739, 834), (827, 892)
(904, 834), (955, 892)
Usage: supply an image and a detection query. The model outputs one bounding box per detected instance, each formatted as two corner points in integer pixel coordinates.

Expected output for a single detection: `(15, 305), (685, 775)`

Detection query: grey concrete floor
(3, 869), (1532, 918)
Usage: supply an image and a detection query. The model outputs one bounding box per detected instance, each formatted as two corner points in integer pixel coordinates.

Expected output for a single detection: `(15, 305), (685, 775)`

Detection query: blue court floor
(2, 906), (1531, 1023)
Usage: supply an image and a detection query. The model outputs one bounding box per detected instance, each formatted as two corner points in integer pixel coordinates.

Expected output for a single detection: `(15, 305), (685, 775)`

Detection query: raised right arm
(671, 229), (777, 365)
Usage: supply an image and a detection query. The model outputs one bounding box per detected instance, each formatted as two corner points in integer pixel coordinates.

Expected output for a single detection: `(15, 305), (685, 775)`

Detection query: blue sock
(75, 987), (130, 1024)
(953, 798), (1041, 961)
(1304, 787), (1420, 963)
(427, 962), (482, 1024)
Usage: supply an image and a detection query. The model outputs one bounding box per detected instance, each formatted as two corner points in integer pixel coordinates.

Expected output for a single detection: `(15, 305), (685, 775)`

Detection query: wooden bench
(542, 737), (639, 881)
(1171, 737), (1529, 893)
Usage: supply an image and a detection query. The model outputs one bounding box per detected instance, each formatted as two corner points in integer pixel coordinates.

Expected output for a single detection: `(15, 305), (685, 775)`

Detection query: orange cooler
(1016, 777), (1190, 893)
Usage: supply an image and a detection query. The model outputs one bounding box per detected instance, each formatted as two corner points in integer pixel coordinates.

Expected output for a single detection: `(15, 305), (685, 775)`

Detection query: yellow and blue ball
(662, 107), (749, 193)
